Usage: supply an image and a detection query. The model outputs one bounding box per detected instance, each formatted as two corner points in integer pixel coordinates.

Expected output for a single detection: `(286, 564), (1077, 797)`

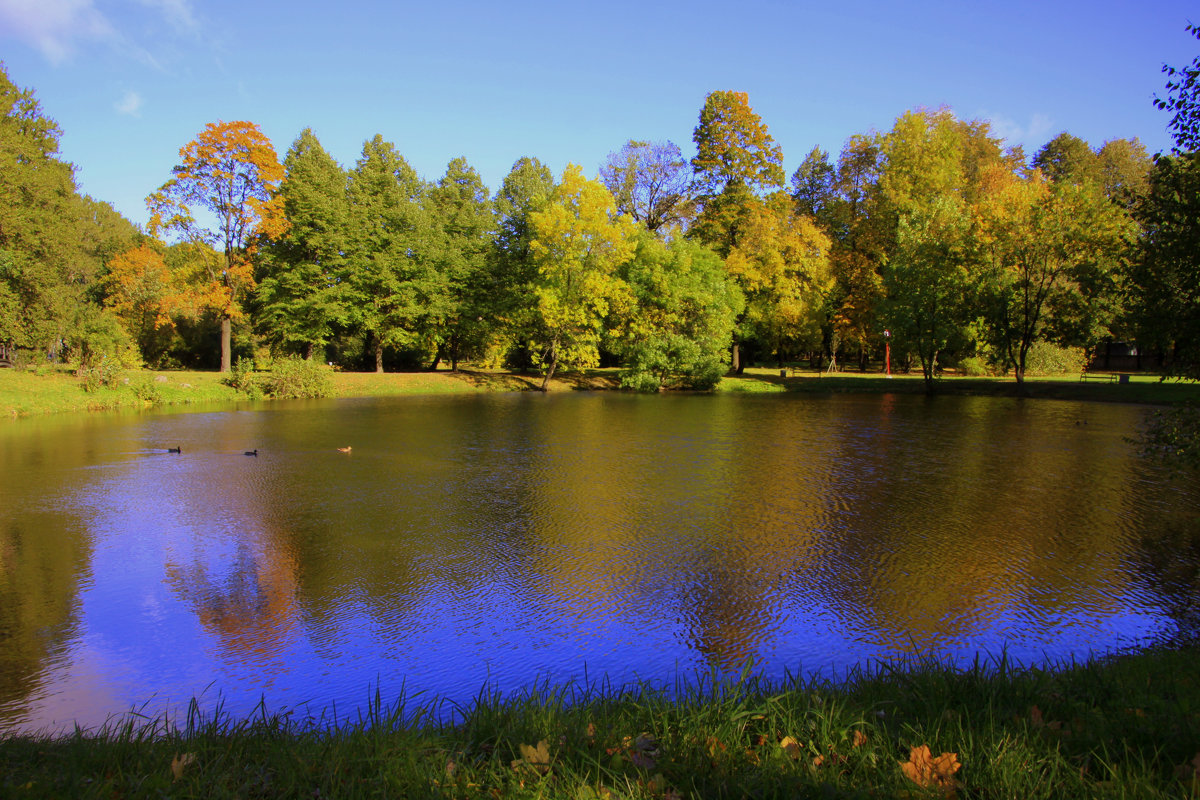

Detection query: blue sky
(0, 0), (1195, 227)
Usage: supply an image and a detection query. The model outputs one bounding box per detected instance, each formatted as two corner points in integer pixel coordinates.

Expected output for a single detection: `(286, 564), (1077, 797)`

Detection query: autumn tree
(103, 242), (180, 364)
(255, 128), (351, 361)
(975, 167), (1134, 385)
(689, 90), (785, 255)
(147, 120), (287, 372)
(1155, 22), (1200, 154)
(526, 164), (637, 390)
(599, 140), (695, 233)
(1032, 132), (1100, 185)
(345, 135), (431, 372)
(726, 193), (833, 367)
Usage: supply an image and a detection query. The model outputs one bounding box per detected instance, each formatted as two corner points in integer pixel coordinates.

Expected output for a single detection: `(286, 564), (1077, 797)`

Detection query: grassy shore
(3, 363), (1198, 419)
(1, 642), (1197, 798)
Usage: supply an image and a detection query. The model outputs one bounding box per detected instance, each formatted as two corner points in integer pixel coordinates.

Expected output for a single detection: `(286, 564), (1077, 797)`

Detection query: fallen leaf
(780, 736), (802, 760)
(852, 730), (868, 748)
(751, 733), (768, 747)
(900, 744), (961, 797)
(512, 740), (552, 775)
(170, 752), (197, 782)
(813, 754), (825, 767)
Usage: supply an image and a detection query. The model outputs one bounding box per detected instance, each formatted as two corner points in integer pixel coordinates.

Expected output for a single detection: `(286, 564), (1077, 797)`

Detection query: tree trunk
(539, 340), (558, 392)
(374, 341), (384, 373)
(220, 315), (232, 373)
(730, 342), (741, 374)
(305, 341), (314, 361)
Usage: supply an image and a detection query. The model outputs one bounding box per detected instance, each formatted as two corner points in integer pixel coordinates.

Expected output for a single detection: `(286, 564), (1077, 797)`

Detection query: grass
(3, 362), (1197, 420)
(1, 642), (1198, 798)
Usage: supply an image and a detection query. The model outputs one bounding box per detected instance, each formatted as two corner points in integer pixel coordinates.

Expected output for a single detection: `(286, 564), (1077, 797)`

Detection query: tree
(490, 157), (556, 367)
(725, 193), (833, 367)
(1096, 138), (1151, 207)
(147, 120), (287, 372)
(975, 167), (1134, 385)
(615, 234), (743, 391)
(256, 128), (351, 360)
(526, 164), (637, 390)
(790, 146), (836, 221)
(599, 140), (695, 233)
(345, 135), (430, 372)
(1032, 132), (1100, 185)
(1128, 152), (1200, 378)
(103, 242), (180, 365)
(1155, 22), (1200, 154)
(689, 91), (785, 254)
(876, 110), (975, 391)
(424, 157), (495, 370)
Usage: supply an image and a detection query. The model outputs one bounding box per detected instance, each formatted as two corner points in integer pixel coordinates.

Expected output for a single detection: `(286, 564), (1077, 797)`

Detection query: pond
(1, 391), (1197, 735)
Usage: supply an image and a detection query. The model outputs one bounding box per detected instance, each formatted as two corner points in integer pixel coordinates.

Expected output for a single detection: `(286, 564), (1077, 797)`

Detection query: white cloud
(114, 89), (142, 116)
(135, 0), (197, 33)
(0, 0), (116, 64)
(984, 111), (1055, 149)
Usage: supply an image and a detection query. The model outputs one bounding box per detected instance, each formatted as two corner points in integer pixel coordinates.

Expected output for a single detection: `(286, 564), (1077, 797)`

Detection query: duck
(337, 446), (352, 453)
(167, 446), (182, 454)
(244, 449), (258, 456)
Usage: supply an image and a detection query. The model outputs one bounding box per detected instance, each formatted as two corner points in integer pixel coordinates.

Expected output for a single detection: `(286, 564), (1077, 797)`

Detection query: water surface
(1, 392), (1196, 734)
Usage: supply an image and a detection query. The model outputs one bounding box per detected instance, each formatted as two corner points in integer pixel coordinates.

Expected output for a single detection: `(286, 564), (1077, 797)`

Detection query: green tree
(490, 157), (556, 368)
(599, 140), (695, 233)
(1155, 22), (1200, 153)
(790, 146), (836, 222)
(147, 120), (287, 372)
(526, 164), (637, 390)
(615, 234), (743, 391)
(256, 128), (351, 360)
(424, 157), (494, 370)
(876, 110), (975, 391)
(1128, 152), (1200, 377)
(1032, 132), (1100, 185)
(345, 135), (431, 372)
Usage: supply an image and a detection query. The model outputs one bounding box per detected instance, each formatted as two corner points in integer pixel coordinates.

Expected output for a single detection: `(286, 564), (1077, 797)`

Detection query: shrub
(1024, 342), (1087, 375)
(221, 357), (263, 398)
(262, 355), (333, 399)
(958, 356), (991, 377)
(128, 374), (163, 404)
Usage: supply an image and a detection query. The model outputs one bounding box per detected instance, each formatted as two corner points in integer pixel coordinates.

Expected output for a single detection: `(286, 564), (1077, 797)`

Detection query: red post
(884, 330), (891, 378)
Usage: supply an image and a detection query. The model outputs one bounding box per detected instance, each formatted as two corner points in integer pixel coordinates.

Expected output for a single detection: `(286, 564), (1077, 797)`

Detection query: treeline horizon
(2, 29), (1198, 391)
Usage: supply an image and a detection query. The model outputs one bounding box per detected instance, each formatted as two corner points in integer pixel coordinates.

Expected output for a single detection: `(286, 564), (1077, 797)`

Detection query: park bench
(1079, 371), (1119, 383)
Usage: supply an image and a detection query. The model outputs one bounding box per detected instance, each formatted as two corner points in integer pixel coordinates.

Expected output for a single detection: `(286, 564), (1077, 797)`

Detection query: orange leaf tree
(147, 120), (286, 371)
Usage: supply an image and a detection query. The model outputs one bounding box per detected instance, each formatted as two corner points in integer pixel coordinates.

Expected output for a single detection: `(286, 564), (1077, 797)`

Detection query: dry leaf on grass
(780, 735), (802, 760)
(900, 744), (961, 797)
(852, 729), (868, 748)
(512, 740), (552, 775)
(170, 752), (197, 782)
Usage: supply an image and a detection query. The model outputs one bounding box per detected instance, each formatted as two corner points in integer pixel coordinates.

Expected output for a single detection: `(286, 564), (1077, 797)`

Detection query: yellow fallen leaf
(512, 740), (552, 775)
(780, 735), (802, 760)
(812, 754), (825, 767)
(852, 729), (868, 748)
(170, 752), (197, 782)
(900, 744), (961, 797)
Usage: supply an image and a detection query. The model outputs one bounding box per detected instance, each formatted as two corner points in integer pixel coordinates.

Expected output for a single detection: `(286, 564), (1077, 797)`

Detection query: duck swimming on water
(244, 449), (258, 456)
(337, 446), (352, 453)
(167, 446), (181, 454)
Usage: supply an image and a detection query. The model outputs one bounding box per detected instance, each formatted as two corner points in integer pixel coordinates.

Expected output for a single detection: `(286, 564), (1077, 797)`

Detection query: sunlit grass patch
(2, 642), (1197, 798)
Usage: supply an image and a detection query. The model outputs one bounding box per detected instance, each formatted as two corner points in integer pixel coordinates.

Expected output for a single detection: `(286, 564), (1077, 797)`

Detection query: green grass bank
(1, 642), (1198, 798)
(4, 364), (1199, 419)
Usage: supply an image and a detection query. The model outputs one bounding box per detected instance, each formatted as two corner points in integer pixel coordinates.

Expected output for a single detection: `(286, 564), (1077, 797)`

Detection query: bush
(1024, 342), (1087, 375)
(958, 356), (991, 377)
(221, 357), (264, 399)
(78, 359), (122, 392)
(262, 355), (333, 399)
(128, 374), (163, 404)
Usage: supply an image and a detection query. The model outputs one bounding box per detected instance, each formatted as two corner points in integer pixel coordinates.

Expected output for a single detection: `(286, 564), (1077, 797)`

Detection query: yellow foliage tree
(527, 164), (637, 390)
(147, 120), (286, 371)
(725, 193), (832, 366)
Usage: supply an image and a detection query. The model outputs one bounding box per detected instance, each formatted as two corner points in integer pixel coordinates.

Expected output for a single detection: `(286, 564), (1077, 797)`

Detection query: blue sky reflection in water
(0, 393), (1196, 734)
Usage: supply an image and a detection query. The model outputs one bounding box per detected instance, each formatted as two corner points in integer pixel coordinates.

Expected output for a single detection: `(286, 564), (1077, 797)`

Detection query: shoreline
(3, 364), (1198, 420)
(1, 640), (1196, 797)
